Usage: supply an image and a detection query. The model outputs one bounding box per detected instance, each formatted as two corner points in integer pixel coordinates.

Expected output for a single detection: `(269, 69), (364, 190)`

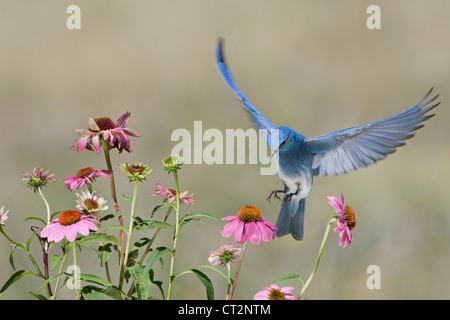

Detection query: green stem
(50, 243), (71, 300)
(37, 188), (52, 295)
(73, 241), (80, 300)
(101, 139), (125, 269)
(139, 206), (173, 265)
(298, 218), (336, 299)
(228, 241), (247, 300)
(166, 171), (181, 300)
(37, 188), (51, 225)
(125, 206), (173, 299)
(225, 263), (232, 300)
(119, 180), (139, 290)
(0, 228), (50, 297)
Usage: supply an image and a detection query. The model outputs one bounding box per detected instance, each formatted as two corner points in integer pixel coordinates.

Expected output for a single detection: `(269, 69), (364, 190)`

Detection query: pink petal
(92, 135), (101, 154)
(115, 111), (130, 128)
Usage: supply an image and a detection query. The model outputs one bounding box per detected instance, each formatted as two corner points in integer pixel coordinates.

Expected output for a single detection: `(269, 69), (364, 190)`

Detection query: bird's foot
(282, 193), (295, 203)
(267, 190), (284, 202)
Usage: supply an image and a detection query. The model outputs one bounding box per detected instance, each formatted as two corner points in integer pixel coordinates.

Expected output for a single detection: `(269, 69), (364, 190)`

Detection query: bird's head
(270, 126), (294, 159)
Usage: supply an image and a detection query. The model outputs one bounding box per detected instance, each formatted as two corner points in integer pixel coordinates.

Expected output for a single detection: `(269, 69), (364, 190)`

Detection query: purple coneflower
(150, 183), (195, 204)
(76, 190), (108, 214)
(72, 110), (139, 154)
(254, 284), (297, 300)
(64, 167), (111, 191)
(208, 244), (241, 267)
(327, 191), (356, 247)
(0, 206), (9, 225)
(221, 205), (277, 245)
(40, 210), (99, 243)
(22, 168), (56, 192)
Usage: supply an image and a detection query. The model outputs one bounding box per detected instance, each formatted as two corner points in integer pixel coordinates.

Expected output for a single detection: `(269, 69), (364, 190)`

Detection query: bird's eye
(280, 140), (287, 147)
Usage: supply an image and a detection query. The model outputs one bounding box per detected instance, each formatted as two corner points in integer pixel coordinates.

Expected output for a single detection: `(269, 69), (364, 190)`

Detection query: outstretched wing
(305, 88), (440, 176)
(215, 38), (275, 132)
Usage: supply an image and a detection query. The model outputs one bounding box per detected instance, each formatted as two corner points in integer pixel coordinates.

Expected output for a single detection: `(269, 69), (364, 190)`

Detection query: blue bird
(215, 38), (439, 240)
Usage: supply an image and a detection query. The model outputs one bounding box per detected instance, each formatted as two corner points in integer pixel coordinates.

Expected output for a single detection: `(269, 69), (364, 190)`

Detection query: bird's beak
(270, 147), (279, 160)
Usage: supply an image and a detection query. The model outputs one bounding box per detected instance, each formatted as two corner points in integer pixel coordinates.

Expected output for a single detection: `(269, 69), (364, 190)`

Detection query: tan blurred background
(0, 1), (449, 300)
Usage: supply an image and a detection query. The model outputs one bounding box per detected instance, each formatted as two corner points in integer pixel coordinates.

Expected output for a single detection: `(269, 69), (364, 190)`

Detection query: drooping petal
(115, 111), (131, 128)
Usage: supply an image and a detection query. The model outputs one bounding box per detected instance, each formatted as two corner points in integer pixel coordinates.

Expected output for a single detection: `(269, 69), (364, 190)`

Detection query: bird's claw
(267, 190), (284, 202)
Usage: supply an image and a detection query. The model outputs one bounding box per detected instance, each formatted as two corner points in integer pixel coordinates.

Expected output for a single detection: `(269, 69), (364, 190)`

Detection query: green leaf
(103, 225), (129, 233)
(50, 255), (62, 271)
(98, 244), (113, 267)
(99, 213), (121, 222)
(78, 273), (114, 288)
(128, 265), (150, 300)
(175, 269), (214, 300)
(128, 247), (171, 300)
(180, 212), (221, 224)
(198, 265), (232, 284)
(29, 291), (48, 300)
(151, 203), (175, 219)
(120, 193), (133, 201)
(103, 286), (123, 300)
(273, 273), (303, 285)
(23, 216), (46, 225)
(133, 217), (173, 231)
(9, 245), (17, 270)
(0, 270), (39, 296)
(81, 285), (105, 300)
(144, 247), (171, 272)
(25, 228), (40, 250)
(78, 232), (119, 245)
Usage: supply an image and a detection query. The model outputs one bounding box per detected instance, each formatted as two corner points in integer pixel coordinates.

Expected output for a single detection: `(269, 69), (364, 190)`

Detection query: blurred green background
(0, 1), (449, 300)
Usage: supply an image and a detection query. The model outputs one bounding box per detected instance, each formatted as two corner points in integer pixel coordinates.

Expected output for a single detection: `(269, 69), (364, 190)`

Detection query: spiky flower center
(218, 250), (236, 265)
(127, 164), (146, 176)
(268, 289), (285, 300)
(92, 117), (115, 131)
(83, 198), (99, 211)
(76, 167), (94, 178)
(344, 205), (356, 230)
(58, 210), (82, 226)
(237, 205), (262, 223)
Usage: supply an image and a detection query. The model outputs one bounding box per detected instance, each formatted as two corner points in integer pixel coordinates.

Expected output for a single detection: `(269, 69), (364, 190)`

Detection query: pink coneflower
(76, 190), (108, 213)
(22, 168), (56, 193)
(40, 210), (99, 243)
(327, 191), (356, 248)
(150, 183), (195, 204)
(0, 206), (9, 225)
(72, 110), (139, 154)
(221, 205), (277, 245)
(208, 244), (241, 267)
(254, 284), (297, 300)
(64, 167), (112, 191)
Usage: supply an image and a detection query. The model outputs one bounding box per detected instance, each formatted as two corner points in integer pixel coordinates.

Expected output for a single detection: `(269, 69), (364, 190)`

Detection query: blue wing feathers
(307, 88), (439, 176)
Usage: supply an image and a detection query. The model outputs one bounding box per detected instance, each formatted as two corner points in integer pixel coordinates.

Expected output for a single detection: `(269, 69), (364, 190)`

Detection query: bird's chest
(277, 150), (314, 197)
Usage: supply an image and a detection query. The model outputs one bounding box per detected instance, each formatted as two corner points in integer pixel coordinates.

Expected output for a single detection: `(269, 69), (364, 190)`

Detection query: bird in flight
(215, 38), (439, 241)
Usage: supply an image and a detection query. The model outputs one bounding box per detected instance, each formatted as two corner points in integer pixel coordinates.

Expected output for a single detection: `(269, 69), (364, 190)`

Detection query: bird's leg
(267, 189), (285, 202)
(282, 193), (295, 203)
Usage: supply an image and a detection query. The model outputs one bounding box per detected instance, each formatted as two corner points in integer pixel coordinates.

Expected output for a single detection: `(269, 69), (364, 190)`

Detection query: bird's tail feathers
(275, 197), (306, 241)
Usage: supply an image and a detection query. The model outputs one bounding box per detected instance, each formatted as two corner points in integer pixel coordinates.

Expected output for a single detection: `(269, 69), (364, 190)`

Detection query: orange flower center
(92, 117), (116, 131)
(344, 205), (356, 230)
(76, 167), (94, 178)
(268, 289), (285, 300)
(58, 210), (82, 226)
(237, 205), (262, 223)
